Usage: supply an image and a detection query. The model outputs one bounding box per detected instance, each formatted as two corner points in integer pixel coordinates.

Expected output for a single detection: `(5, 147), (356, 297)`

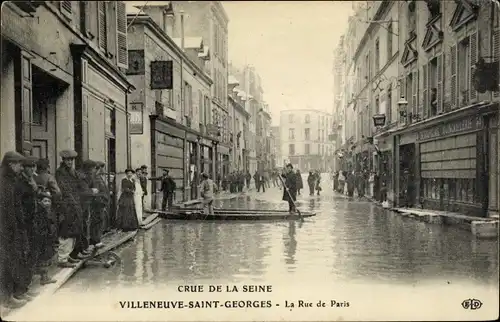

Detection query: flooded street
(61, 180), (498, 290)
(14, 179), (497, 321)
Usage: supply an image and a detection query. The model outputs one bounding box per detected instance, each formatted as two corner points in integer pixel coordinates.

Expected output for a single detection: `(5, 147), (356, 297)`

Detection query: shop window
(448, 179), (456, 200)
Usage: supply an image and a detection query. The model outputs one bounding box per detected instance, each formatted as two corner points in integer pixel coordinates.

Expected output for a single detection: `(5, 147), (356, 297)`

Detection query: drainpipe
(180, 10), (185, 51)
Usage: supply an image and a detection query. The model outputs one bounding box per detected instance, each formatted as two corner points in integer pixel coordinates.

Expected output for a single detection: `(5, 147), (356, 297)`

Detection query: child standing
(33, 191), (57, 285)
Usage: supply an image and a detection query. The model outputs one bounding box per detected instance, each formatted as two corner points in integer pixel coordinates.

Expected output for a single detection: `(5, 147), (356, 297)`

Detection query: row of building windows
(288, 114), (331, 125)
(288, 128), (330, 141)
(288, 144), (334, 156)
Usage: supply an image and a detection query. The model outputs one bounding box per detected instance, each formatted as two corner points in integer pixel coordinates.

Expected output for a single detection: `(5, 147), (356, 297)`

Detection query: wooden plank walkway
(2, 230), (137, 320)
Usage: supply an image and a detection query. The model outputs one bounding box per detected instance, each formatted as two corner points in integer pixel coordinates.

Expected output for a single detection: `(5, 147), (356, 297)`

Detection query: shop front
(418, 113), (495, 217)
(150, 116), (185, 206)
(372, 135), (394, 203)
(217, 144), (231, 181)
(186, 132), (201, 201)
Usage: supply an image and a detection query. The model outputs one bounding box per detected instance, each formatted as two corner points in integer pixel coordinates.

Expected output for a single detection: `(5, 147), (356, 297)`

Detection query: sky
(223, 1), (353, 125)
(127, 1), (354, 126)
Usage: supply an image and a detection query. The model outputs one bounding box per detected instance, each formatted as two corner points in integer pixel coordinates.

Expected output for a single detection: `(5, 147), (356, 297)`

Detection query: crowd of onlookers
(0, 149), (120, 309)
(331, 170), (388, 203)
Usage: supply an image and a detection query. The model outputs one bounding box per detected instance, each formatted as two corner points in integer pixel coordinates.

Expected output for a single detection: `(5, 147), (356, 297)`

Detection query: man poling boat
(279, 163), (304, 222)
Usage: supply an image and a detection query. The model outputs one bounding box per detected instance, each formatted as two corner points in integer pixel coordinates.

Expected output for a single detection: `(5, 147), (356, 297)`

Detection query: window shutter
(116, 1), (128, 69)
(437, 54), (444, 114)
(450, 45), (458, 109)
(98, 2), (107, 52)
(17, 52), (33, 154)
(493, 28), (500, 97)
(469, 31), (479, 102)
(399, 76), (406, 99)
(422, 64), (429, 119)
(412, 71), (418, 120)
(60, 1), (72, 19)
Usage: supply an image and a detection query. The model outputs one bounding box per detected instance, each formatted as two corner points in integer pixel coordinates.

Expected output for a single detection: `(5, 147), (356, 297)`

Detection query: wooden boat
(180, 207), (292, 214)
(158, 209), (315, 221)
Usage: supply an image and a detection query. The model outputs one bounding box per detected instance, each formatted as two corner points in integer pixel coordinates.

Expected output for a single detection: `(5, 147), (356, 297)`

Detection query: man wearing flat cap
(55, 149), (86, 267)
(14, 155), (41, 301)
(0, 151), (28, 307)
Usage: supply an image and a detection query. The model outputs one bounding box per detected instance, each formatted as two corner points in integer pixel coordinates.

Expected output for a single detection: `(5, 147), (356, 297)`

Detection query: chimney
(180, 10), (185, 50)
(162, 9), (168, 34)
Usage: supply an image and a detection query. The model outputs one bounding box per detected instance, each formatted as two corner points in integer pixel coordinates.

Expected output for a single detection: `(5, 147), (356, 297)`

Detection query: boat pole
(278, 174), (304, 222)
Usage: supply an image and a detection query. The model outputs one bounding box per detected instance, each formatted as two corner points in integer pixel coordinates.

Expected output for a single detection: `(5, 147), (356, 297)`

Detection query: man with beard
(0, 152), (28, 308)
(55, 150), (87, 267)
(14, 155), (41, 302)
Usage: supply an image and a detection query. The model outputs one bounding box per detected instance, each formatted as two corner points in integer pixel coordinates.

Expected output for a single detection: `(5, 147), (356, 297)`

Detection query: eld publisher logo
(461, 299), (483, 310)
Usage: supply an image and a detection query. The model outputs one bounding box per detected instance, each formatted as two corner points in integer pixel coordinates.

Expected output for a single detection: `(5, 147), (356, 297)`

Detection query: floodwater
(25, 177), (499, 320)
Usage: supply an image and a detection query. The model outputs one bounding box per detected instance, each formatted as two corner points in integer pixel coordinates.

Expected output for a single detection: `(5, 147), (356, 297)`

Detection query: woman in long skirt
(116, 169), (139, 231)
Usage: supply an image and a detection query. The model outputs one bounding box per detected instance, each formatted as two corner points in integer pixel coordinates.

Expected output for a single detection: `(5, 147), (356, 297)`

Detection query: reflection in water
(283, 221), (297, 269)
(63, 190), (499, 292)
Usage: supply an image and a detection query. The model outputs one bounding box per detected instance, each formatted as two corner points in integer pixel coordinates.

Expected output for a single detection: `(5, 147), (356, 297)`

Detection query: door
(399, 143), (416, 207)
(32, 92), (56, 171)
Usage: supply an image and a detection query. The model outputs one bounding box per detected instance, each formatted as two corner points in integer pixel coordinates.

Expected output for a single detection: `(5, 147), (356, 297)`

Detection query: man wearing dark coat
(55, 150), (87, 267)
(307, 171), (316, 196)
(245, 171), (251, 189)
(158, 169), (176, 211)
(281, 164), (298, 213)
(0, 151), (28, 308)
(82, 160), (107, 249)
(95, 161), (110, 234)
(295, 170), (303, 195)
(14, 155), (41, 302)
(139, 165), (148, 206)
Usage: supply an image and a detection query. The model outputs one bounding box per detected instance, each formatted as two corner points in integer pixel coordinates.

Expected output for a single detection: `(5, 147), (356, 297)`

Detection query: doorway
(31, 66), (65, 172)
(399, 143), (416, 207)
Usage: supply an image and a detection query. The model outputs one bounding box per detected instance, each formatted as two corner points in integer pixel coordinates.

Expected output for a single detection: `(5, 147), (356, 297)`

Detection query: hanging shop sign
(150, 61), (173, 90)
(129, 102), (144, 134)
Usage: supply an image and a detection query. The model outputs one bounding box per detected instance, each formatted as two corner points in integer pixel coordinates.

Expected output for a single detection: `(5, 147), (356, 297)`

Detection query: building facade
(340, 1), (400, 200)
(256, 104), (273, 172)
(228, 78), (251, 172)
(270, 126), (282, 167)
(228, 64), (267, 174)
(393, 0), (499, 217)
(339, 0), (499, 218)
(1, 1), (133, 205)
(280, 109), (335, 172)
(332, 35), (347, 173)
(139, 1), (230, 181)
(126, 11), (213, 206)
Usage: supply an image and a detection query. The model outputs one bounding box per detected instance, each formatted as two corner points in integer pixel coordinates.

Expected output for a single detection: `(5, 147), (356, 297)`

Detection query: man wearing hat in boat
(200, 172), (217, 216)
(0, 151), (28, 308)
(55, 149), (87, 267)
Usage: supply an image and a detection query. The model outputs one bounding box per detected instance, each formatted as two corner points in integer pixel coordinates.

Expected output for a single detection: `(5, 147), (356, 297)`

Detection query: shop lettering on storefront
(417, 116), (483, 141)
